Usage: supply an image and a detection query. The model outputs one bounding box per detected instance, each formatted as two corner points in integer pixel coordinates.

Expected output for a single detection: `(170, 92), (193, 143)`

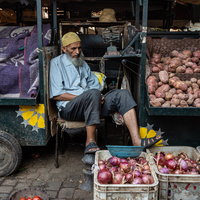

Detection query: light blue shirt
(49, 54), (100, 110)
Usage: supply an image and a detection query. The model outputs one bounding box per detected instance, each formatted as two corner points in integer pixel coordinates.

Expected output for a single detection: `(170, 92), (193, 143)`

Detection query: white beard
(66, 51), (84, 68)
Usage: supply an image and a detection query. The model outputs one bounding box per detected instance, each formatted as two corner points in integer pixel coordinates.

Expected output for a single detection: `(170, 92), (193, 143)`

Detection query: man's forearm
(53, 93), (77, 101)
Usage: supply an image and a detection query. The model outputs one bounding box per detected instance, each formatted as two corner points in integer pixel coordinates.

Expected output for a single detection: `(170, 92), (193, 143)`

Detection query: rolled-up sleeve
(49, 58), (65, 98)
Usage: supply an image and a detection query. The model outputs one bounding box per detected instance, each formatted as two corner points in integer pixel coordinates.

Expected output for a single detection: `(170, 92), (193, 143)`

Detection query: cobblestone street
(0, 122), (123, 200)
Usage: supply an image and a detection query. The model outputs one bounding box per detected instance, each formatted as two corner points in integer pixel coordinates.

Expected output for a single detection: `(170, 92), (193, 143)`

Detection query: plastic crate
(146, 146), (200, 200)
(94, 150), (159, 200)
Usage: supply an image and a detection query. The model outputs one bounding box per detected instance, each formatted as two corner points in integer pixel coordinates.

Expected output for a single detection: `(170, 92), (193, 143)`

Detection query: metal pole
(131, 1), (135, 17)
(36, 0), (44, 104)
(139, 0), (148, 127)
(53, 0), (57, 46)
(135, 0), (140, 50)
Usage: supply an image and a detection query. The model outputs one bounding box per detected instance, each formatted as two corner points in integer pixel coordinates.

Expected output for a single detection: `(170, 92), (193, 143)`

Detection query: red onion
(98, 160), (105, 165)
(166, 159), (177, 170)
(196, 164), (200, 173)
(108, 166), (118, 173)
(125, 173), (133, 183)
(99, 164), (107, 171)
(120, 162), (131, 173)
(139, 160), (147, 165)
(165, 153), (175, 161)
(107, 156), (121, 167)
(189, 171), (199, 175)
(178, 152), (188, 159)
(133, 170), (141, 177)
(130, 165), (135, 172)
(143, 165), (150, 171)
(121, 158), (127, 163)
(191, 167), (197, 172)
(131, 177), (143, 184)
(159, 167), (169, 174)
(157, 165), (163, 171)
(128, 159), (137, 166)
(154, 155), (166, 166)
(160, 152), (165, 156)
(179, 159), (188, 172)
(112, 172), (124, 184)
(142, 175), (154, 184)
(97, 169), (112, 184)
(142, 170), (151, 175)
(138, 157), (145, 161)
(174, 156), (179, 161)
(174, 169), (183, 174)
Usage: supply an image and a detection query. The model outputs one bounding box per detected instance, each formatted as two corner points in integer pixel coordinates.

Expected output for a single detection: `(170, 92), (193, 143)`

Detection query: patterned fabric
(0, 24), (52, 97)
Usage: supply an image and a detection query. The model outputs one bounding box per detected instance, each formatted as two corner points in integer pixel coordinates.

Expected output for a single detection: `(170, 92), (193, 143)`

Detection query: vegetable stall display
(97, 156), (154, 185)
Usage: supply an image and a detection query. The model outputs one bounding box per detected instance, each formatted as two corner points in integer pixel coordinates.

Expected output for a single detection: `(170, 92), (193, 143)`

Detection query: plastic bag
(92, 71), (107, 92)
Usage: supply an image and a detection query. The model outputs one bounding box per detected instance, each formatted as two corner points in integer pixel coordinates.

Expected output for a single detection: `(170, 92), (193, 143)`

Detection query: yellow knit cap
(62, 32), (81, 46)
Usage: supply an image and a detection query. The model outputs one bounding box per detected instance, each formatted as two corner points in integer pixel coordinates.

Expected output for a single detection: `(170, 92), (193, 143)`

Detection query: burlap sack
(99, 8), (117, 22)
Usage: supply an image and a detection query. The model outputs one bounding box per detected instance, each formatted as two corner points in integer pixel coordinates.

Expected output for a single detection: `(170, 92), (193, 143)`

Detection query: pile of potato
(147, 71), (200, 107)
(150, 50), (200, 73)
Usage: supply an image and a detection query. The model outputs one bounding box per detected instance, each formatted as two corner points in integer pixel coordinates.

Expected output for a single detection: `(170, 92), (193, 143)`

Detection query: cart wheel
(0, 130), (22, 176)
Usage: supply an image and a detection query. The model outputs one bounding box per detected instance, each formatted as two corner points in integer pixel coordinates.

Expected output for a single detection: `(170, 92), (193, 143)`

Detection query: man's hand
(101, 94), (104, 104)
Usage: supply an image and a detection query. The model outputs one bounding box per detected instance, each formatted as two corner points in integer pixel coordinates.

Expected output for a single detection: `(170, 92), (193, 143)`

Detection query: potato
(177, 89), (184, 94)
(165, 92), (172, 101)
(185, 67), (193, 73)
(162, 101), (171, 107)
(152, 53), (161, 59)
(156, 98), (165, 104)
(191, 63), (198, 70)
(193, 50), (200, 59)
(185, 81), (192, 87)
(169, 73), (175, 78)
(187, 87), (194, 94)
(159, 71), (169, 83)
(185, 62), (193, 67)
(180, 100), (188, 107)
(171, 50), (179, 57)
(147, 76), (158, 94)
(172, 94), (179, 99)
(182, 50), (192, 58)
(149, 94), (156, 101)
(173, 80), (188, 91)
(190, 78), (197, 83)
(163, 65), (169, 72)
(155, 84), (170, 98)
(157, 63), (163, 70)
(161, 57), (171, 65)
(170, 98), (180, 106)
(194, 68), (200, 73)
(171, 104), (176, 107)
(193, 98), (200, 107)
(197, 79), (200, 86)
(152, 66), (160, 73)
(187, 94), (194, 105)
(158, 82), (163, 86)
(169, 88), (177, 95)
(177, 53), (187, 60)
(192, 57), (199, 63)
(169, 76), (180, 86)
(191, 83), (199, 89)
(178, 93), (189, 100)
(196, 103), (200, 107)
(176, 66), (185, 73)
(150, 100), (161, 107)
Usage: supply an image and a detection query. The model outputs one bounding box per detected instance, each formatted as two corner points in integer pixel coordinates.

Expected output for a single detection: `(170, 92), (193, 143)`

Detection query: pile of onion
(154, 152), (199, 175)
(97, 156), (154, 185)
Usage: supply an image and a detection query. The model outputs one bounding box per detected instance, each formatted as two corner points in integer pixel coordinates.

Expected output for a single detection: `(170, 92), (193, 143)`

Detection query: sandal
(141, 136), (163, 151)
(84, 142), (100, 154)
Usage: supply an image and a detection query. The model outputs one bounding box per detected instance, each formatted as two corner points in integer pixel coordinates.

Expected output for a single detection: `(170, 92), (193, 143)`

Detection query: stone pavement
(0, 122), (123, 200)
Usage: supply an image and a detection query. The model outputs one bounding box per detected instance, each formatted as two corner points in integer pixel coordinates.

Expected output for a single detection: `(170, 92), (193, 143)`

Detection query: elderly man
(49, 32), (162, 154)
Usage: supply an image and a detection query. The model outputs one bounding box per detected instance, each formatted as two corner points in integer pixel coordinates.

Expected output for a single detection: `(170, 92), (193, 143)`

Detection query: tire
(0, 130), (22, 176)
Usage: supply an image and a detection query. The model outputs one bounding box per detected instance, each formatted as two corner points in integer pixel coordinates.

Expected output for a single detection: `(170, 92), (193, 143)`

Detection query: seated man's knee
(87, 89), (101, 101)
